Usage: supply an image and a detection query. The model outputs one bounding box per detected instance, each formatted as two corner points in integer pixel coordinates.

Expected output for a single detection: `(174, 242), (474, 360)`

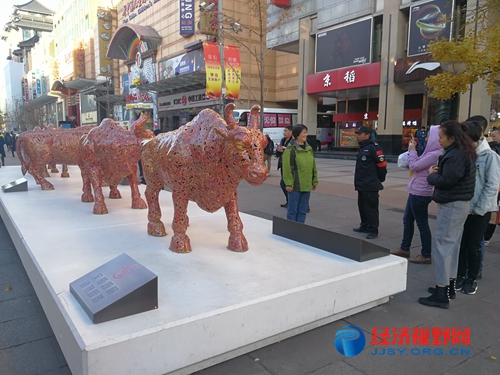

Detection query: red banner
(224, 45), (241, 100)
(203, 41), (222, 98)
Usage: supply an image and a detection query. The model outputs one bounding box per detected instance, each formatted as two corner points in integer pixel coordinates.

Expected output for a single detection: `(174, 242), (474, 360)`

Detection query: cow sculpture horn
(248, 105), (261, 130)
(225, 103), (237, 129)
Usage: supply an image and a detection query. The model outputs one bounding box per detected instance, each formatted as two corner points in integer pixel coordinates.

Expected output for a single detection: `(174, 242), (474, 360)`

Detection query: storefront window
(339, 121), (375, 147)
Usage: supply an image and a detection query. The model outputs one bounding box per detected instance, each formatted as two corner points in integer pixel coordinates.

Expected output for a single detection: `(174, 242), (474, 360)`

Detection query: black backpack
(264, 138), (274, 155)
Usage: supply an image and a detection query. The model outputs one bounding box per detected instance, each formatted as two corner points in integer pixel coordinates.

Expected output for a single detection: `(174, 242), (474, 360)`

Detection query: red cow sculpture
(17, 126), (95, 190)
(79, 113), (154, 215)
(141, 104), (269, 253)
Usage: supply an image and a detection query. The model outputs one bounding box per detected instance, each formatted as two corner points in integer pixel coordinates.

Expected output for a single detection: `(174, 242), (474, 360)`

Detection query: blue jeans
(400, 194), (432, 258)
(287, 191), (310, 223)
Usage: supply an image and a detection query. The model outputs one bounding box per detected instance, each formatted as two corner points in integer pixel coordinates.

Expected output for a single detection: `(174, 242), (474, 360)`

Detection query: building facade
(267, 0), (497, 154)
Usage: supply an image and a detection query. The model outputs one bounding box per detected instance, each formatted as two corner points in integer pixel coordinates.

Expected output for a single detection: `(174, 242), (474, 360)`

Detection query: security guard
(353, 126), (387, 239)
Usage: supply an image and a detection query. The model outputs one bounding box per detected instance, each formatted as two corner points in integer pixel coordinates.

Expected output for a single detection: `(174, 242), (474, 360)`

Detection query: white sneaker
(484, 240), (490, 246)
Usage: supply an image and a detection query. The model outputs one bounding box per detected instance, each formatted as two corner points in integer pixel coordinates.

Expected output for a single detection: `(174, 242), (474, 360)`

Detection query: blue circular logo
(334, 325), (366, 357)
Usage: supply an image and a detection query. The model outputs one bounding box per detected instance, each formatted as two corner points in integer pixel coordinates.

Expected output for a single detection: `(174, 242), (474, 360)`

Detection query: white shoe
(484, 240), (490, 246)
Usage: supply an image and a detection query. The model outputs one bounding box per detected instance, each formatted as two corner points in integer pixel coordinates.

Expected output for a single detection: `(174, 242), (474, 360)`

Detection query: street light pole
(218, 0), (225, 116)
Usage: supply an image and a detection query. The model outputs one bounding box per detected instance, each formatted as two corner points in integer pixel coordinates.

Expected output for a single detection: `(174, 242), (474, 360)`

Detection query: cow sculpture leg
(127, 165), (147, 209)
(224, 191), (248, 252)
(49, 163), (59, 173)
(81, 169), (94, 202)
(109, 185), (122, 199)
(145, 173), (167, 237)
(88, 167), (108, 214)
(170, 191), (191, 253)
(30, 165), (54, 190)
(61, 164), (70, 178)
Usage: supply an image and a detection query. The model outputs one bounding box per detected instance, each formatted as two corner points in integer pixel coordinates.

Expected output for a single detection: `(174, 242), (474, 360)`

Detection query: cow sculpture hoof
(109, 188), (122, 199)
(50, 167), (59, 173)
(93, 202), (109, 215)
(40, 182), (55, 190)
(170, 234), (192, 253)
(148, 221), (167, 237)
(81, 192), (94, 203)
(227, 233), (249, 252)
(61, 172), (70, 178)
(132, 198), (147, 209)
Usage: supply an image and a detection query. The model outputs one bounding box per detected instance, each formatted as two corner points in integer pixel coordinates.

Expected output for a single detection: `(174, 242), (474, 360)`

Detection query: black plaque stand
(70, 253), (158, 324)
(2, 178), (28, 192)
(272, 216), (389, 262)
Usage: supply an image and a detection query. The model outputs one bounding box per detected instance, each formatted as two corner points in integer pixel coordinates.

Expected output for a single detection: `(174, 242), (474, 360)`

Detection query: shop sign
(408, 0), (454, 57)
(316, 17), (372, 72)
(24, 77), (29, 102)
(203, 41), (222, 98)
(403, 120), (420, 127)
(307, 62), (381, 94)
(73, 40), (86, 78)
(126, 92), (152, 103)
(179, 0), (194, 35)
(125, 103), (155, 109)
(122, 0), (160, 23)
(158, 89), (218, 111)
(394, 54), (442, 83)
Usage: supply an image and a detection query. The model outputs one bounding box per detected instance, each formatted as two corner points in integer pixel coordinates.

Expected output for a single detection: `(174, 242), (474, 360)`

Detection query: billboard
(316, 18), (372, 73)
(97, 8), (115, 76)
(408, 0), (454, 56)
(157, 49), (205, 81)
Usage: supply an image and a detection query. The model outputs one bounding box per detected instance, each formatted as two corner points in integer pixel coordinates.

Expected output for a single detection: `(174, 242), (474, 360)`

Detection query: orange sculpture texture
(79, 113), (154, 215)
(141, 104), (269, 253)
(17, 126), (95, 190)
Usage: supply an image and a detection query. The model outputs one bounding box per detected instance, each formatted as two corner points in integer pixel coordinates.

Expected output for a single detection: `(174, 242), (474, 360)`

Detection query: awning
(137, 71), (206, 94)
(95, 94), (126, 105)
(64, 78), (98, 91)
(27, 91), (65, 106)
(107, 23), (161, 60)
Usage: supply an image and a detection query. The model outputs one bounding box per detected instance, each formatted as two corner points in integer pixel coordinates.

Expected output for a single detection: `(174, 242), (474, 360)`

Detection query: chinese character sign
(344, 70), (355, 83)
(323, 73), (331, 87)
(224, 45), (241, 100)
(203, 41), (222, 98)
(179, 0), (195, 35)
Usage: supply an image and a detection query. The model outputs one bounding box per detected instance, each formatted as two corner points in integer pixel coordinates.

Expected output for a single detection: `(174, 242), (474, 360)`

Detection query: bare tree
(7, 102), (49, 132)
(201, 0), (300, 130)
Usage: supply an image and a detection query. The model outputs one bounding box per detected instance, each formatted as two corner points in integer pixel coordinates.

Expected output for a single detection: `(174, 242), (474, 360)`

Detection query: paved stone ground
(1, 151), (500, 375)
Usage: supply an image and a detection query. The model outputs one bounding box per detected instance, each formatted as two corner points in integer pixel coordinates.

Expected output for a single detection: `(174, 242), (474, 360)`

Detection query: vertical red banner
(223, 45), (241, 100)
(203, 41), (222, 98)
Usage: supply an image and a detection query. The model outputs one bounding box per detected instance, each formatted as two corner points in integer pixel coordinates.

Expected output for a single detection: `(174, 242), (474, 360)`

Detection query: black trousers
(357, 191), (379, 234)
(458, 213), (491, 280)
(279, 167), (288, 203)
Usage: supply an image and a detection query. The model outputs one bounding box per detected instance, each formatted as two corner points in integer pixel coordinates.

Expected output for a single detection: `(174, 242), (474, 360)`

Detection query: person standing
(391, 125), (442, 263)
(263, 134), (274, 171)
(0, 134), (6, 166)
(10, 132), (17, 157)
(276, 125), (293, 208)
(455, 121), (500, 295)
(353, 126), (387, 239)
(326, 132), (333, 151)
(483, 127), (500, 244)
(419, 121), (476, 309)
(282, 124), (318, 223)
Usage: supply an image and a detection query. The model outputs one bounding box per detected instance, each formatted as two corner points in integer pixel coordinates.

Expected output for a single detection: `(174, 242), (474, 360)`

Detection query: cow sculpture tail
(132, 112), (155, 139)
(17, 136), (28, 175)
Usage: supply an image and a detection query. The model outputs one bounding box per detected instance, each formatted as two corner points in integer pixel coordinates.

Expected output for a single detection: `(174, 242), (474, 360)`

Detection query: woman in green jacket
(282, 124), (318, 223)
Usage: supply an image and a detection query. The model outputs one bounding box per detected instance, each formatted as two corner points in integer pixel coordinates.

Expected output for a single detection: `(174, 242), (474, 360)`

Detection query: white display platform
(0, 166), (407, 375)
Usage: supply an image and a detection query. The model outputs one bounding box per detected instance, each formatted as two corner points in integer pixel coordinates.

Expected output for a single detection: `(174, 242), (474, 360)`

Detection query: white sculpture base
(0, 167), (407, 375)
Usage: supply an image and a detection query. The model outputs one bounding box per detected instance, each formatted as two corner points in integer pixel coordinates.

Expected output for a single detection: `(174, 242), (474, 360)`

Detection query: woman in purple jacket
(391, 125), (442, 263)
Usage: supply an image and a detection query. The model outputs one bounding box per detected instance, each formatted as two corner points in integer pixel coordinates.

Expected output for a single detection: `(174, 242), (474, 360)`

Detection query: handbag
(398, 151), (409, 169)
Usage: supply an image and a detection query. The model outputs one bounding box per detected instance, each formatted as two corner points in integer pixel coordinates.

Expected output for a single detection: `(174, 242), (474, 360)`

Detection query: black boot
(419, 285), (449, 309)
(428, 278), (456, 300)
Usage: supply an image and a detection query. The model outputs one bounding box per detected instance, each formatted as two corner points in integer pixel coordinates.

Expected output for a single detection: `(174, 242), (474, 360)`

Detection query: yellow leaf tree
(425, 0), (500, 100)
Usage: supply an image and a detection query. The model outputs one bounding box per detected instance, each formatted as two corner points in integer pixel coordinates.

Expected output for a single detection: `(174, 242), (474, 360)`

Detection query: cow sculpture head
(223, 103), (269, 186)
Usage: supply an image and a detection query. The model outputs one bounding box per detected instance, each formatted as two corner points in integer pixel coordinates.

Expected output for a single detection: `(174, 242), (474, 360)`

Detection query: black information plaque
(70, 253), (158, 324)
(2, 178), (28, 192)
(272, 216), (389, 262)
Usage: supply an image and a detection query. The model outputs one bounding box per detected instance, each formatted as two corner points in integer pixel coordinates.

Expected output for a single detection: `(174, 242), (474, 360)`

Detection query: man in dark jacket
(353, 126), (387, 239)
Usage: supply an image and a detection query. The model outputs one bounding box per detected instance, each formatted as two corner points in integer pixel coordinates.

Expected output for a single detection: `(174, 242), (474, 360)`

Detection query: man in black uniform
(276, 125), (294, 208)
(353, 126), (387, 239)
